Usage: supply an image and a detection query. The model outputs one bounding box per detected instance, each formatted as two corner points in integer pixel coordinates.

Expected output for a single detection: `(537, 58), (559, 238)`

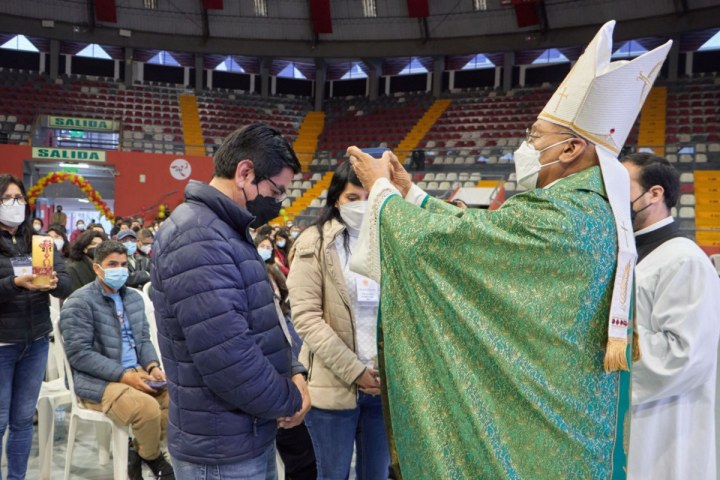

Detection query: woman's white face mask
(513, 139), (572, 190)
(0, 204), (26, 228)
(339, 201), (368, 232)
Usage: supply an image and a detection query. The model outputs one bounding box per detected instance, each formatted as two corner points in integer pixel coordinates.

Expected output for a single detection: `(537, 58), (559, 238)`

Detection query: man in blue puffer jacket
(151, 124), (310, 479)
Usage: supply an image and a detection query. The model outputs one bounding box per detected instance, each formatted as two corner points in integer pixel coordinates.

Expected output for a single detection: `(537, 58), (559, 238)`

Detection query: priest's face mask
(514, 124), (578, 189)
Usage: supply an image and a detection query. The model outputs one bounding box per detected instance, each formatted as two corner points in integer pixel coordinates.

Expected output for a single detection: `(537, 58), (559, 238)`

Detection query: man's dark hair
(138, 228), (153, 241)
(94, 240), (128, 264)
(621, 153), (680, 209)
(69, 230), (108, 261)
(213, 123), (301, 180)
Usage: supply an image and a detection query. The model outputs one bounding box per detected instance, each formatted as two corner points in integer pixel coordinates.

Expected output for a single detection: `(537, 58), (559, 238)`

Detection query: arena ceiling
(0, 0), (719, 58)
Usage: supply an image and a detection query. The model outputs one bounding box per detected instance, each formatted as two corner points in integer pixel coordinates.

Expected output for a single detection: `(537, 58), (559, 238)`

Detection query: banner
(48, 116), (119, 131)
(94, 0), (117, 23)
(406, 0), (429, 17)
(309, 0), (332, 34)
(32, 147), (106, 162)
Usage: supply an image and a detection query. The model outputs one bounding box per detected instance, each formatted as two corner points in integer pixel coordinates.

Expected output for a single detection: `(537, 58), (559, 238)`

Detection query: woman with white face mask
(0, 174), (72, 479)
(287, 162), (390, 480)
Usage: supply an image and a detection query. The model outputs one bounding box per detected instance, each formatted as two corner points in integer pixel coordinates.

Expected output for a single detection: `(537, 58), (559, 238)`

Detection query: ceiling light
(59, 162), (89, 168)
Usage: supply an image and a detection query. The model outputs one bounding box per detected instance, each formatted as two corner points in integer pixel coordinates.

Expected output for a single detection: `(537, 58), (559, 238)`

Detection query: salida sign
(47, 116), (119, 131)
(32, 147), (106, 162)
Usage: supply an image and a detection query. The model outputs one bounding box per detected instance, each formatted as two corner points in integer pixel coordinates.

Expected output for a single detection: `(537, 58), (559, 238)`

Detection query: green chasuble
(374, 166), (632, 479)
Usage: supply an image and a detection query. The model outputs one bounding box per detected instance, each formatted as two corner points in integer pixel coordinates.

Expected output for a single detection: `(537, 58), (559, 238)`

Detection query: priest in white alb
(623, 153), (720, 480)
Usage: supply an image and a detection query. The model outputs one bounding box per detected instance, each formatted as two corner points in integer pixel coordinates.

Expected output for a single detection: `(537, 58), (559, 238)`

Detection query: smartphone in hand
(145, 380), (167, 390)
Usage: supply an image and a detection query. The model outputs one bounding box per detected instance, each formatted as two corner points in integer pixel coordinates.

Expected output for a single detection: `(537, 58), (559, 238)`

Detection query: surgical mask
(276, 239), (286, 248)
(140, 245), (152, 255)
(513, 139), (570, 190)
(291, 231), (299, 239)
(245, 188), (283, 229)
(339, 201), (368, 232)
(124, 242), (137, 256)
(257, 247), (273, 262)
(33, 224), (42, 232)
(630, 190), (652, 227)
(77, 223), (86, 231)
(53, 238), (65, 251)
(0, 204), (26, 228)
(99, 266), (129, 290)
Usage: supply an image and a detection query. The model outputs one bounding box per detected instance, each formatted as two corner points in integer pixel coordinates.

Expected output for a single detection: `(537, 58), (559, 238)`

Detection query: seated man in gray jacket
(60, 240), (174, 480)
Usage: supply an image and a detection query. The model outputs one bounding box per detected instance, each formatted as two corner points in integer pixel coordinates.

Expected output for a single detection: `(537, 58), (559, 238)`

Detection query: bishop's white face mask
(0, 204), (27, 228)
(513, 139), (572, 190)
(339, 201), (368, 232)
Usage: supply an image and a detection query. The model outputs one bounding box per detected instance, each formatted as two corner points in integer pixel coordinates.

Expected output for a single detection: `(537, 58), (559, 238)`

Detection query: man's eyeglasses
(1, 195), (27, 207)
(262, 177), (288, 203)
(525, 127), (576, 146)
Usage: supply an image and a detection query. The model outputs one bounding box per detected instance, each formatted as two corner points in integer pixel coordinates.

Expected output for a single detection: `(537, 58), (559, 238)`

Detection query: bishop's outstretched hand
(347, 146), (392, 192)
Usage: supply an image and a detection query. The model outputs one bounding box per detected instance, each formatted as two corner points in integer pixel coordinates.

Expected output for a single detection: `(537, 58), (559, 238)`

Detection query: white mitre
(540, 20), (672, 372)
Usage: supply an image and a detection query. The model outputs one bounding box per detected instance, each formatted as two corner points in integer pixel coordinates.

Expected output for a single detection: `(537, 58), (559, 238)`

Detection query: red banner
(94, 0), (117, 23)
(309, 0), (332, 34)
(511, 0), (540, 28)
(202, 0), (223, 9)
(406, 0), (429, 17)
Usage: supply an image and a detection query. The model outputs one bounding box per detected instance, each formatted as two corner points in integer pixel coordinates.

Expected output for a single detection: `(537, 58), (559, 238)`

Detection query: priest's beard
(631, 205), (652, 231)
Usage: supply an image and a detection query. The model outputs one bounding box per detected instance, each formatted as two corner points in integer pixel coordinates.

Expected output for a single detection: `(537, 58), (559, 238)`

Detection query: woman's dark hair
(257, 225), (273, 237)
(266, 264), (290, 315)
(47, 223), (70, 258)
(275, 228), (290, 255)
(213, 124), (301, 180)
(0, 174), (33, 256)
(621, 153), (680, 209)
(88, 223), (106, 233)
(313, 161), (363, 252)
(254, 234), (272, 247)
(69, 229), (108, 261)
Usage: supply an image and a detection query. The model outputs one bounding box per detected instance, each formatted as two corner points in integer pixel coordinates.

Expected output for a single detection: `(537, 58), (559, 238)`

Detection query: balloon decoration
(157, 204), (169, 220)
(27, 172), (115, 222)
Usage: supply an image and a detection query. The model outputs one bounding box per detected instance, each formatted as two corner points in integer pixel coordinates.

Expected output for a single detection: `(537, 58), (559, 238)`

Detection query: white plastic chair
(37, 317), (72, 479)
(139, 290), (162, 368)
(54, 322), (130, 480)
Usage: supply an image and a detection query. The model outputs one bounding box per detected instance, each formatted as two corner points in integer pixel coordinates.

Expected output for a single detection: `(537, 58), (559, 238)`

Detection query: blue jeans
(172, 443), (277, 480)
(304, 392), (390, 480)
(0, 336), (49, 480)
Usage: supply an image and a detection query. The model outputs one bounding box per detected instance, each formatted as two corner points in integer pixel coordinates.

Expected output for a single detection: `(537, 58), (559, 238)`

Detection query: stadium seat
(679, 207), (695, 219)
(679, 194), (696, 206)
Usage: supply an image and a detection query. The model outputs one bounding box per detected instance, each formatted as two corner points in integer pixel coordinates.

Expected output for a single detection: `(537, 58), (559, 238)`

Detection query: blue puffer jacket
(60, 280), (159, 403)
(150, 180), (303, 465)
